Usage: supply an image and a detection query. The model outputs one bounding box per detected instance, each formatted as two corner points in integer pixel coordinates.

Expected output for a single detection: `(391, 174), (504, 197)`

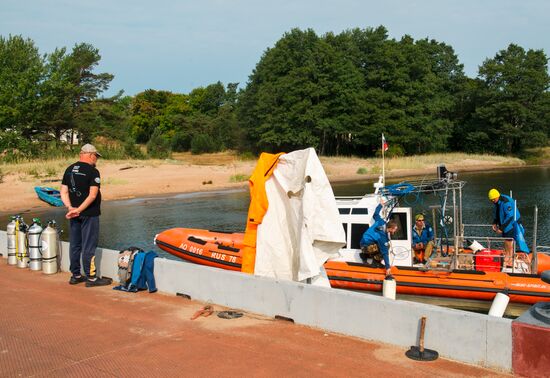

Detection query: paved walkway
(0, 260), (509, 377)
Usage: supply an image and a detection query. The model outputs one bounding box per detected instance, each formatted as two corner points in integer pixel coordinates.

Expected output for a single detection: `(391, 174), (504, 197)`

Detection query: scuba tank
(16, 217), (29, 269)
(41, 220), (59, 275)
(7, 216), (17, 265)
(28, 218), (43, 271)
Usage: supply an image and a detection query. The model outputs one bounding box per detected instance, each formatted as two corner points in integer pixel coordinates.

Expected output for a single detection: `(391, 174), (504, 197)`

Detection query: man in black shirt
(61, 144), (112, 287)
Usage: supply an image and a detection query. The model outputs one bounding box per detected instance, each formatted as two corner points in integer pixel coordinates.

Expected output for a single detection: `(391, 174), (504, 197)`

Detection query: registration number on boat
(180, 243), (203, 255)
(211, 252), (237, 263)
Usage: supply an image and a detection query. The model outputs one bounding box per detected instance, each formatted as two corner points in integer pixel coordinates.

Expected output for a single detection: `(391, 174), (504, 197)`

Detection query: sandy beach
(0, 152), (528, 214)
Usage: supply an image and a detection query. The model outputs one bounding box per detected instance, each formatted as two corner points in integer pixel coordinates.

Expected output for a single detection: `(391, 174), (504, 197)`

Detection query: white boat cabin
(335, 193), (413, 267)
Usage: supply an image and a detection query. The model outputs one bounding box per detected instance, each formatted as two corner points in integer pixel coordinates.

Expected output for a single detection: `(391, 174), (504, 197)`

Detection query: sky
(2, 0), (549, 97)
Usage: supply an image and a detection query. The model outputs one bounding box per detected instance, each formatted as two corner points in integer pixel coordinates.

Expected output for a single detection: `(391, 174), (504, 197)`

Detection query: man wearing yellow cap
(412, 214), (434, 264)
(488, 188), (529, 266)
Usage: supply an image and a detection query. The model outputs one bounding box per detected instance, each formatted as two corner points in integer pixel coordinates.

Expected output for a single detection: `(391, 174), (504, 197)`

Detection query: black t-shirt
(61, 162), (101, 216)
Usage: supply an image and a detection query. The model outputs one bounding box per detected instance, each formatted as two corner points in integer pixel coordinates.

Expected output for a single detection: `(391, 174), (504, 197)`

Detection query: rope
(383, 182), (415, 196)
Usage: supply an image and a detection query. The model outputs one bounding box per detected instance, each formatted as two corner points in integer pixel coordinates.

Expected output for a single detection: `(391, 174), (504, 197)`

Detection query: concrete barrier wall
(0, 230), (512, 371)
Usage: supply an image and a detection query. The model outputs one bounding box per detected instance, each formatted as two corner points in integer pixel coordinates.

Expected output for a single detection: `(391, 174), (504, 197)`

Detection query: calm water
(3, 166), (550, 256)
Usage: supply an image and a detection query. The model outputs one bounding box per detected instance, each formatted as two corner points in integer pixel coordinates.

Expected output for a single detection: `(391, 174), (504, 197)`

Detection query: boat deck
(0, 261), (508, 377)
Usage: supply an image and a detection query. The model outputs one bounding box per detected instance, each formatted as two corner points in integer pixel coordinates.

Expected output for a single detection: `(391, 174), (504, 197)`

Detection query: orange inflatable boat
(155, 228), (244, 271)
(155, 227), (550, 305)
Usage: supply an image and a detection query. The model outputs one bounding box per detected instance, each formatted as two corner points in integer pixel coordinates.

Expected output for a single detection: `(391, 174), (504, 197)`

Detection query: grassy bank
(0, 151), (528, 182)
(321, 152), (525, 177)
(520, 147), (550, 165)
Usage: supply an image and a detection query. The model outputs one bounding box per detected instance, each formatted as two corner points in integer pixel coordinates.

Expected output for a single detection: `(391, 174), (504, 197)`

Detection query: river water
(4, 166), (550, 256)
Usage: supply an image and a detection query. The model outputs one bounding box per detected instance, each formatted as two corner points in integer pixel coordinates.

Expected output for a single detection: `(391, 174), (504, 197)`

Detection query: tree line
(1, 27), (549, 161)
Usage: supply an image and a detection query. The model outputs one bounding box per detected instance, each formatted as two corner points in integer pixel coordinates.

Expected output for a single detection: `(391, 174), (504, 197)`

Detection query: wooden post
(419, 316), (427, 353)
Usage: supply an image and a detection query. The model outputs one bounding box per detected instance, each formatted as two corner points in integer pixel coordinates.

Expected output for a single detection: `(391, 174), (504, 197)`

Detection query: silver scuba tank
(28, 218), (43, 271)
(41, 220), (59, 275)
(7, 216), (17, 265)
(16, 217), (29, 269)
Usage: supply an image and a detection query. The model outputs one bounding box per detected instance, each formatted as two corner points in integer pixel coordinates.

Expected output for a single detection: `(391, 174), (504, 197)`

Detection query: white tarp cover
(254, 148), (346, 285)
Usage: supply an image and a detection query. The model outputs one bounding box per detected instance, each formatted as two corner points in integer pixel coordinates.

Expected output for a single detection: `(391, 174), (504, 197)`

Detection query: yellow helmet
(488, 188), (500, 201)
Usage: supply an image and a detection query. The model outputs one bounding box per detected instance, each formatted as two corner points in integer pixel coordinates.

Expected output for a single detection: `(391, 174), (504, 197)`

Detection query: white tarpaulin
(254, 148), (346, 286)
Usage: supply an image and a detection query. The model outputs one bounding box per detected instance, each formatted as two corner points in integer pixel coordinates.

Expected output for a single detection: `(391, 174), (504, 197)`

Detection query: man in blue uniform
(412, 214), (434, 264)
(359, 203), (398, 277)
(488, 188), (529, 265)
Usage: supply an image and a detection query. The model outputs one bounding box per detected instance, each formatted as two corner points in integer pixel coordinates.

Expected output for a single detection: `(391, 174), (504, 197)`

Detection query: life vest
(241, 152), (285, 273)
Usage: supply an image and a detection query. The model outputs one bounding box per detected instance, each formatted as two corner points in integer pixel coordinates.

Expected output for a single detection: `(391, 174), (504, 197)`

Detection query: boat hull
(324, 261), (550, 305)
(34, 187), (63, 207)
(155, 228), (243, 271)
(155, 228), (550, 305)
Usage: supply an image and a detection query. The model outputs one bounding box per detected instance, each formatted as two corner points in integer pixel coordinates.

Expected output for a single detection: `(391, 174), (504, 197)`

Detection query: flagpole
(382, 134), (385, 186)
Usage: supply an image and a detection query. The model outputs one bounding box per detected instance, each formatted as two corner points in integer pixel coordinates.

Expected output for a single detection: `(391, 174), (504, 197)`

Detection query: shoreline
(1, 159), (545, 216)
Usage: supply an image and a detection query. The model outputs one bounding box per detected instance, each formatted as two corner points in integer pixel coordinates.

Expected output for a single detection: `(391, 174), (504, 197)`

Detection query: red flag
(382, 134), (389, 152)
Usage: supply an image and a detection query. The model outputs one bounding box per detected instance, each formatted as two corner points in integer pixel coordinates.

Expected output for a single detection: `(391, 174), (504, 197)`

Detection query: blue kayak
(34, 186), (64, 207)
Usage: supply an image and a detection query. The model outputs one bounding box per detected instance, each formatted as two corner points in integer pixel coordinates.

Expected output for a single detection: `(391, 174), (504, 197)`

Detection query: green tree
(190, 133), (216, 154)
(146, 128), (171, 158)
(130, 85), (237, 153)
(189, 82), (225, 115)
(1, 37), (115, 158)
(472, 44), (550, 153)
(77, 92), (131, 142)
(239, 27), (465, 156)
(239, 28), (364, 154)
(0, 35), (43, 140)
(66, 43), (114, 143)
(38, 43), (114, 144)
(350, 30), (464, 155)
(130, 90), (169, 143)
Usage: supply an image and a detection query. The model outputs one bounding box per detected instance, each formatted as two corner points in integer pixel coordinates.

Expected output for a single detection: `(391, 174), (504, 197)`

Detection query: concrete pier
(0, 230), (526, 374)
(0, 257), (510, 377)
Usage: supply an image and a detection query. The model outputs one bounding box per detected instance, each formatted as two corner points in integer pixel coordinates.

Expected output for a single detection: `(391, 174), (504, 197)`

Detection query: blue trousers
(69, 216), (100, 278)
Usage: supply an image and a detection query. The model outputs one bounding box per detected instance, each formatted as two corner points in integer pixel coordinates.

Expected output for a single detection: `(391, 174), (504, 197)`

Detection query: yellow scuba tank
(16, 217), (29, 269)
(41, 220), (59, 275)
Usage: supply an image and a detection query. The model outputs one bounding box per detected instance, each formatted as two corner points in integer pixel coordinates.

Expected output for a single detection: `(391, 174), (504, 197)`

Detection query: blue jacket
(493, 194), (529, 253)
(493, 194), (520, 234)
(360, 204), (391, 268)
(412, 222), (434, 247)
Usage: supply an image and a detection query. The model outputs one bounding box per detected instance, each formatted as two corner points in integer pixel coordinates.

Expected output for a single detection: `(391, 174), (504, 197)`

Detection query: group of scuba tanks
(6, 215), (60, 274)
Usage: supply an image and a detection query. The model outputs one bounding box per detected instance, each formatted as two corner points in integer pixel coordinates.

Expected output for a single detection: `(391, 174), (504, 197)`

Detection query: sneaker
(69, 275), (87, 285)
(85, 276), (113, 287)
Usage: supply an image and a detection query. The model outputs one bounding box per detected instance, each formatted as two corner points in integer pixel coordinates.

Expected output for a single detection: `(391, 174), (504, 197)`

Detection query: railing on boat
(460, 205), (547, 274)
(454, 233), (529, 273)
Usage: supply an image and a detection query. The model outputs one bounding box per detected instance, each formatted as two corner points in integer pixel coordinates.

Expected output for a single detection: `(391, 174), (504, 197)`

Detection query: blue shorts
(502, 229), (514, 238)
